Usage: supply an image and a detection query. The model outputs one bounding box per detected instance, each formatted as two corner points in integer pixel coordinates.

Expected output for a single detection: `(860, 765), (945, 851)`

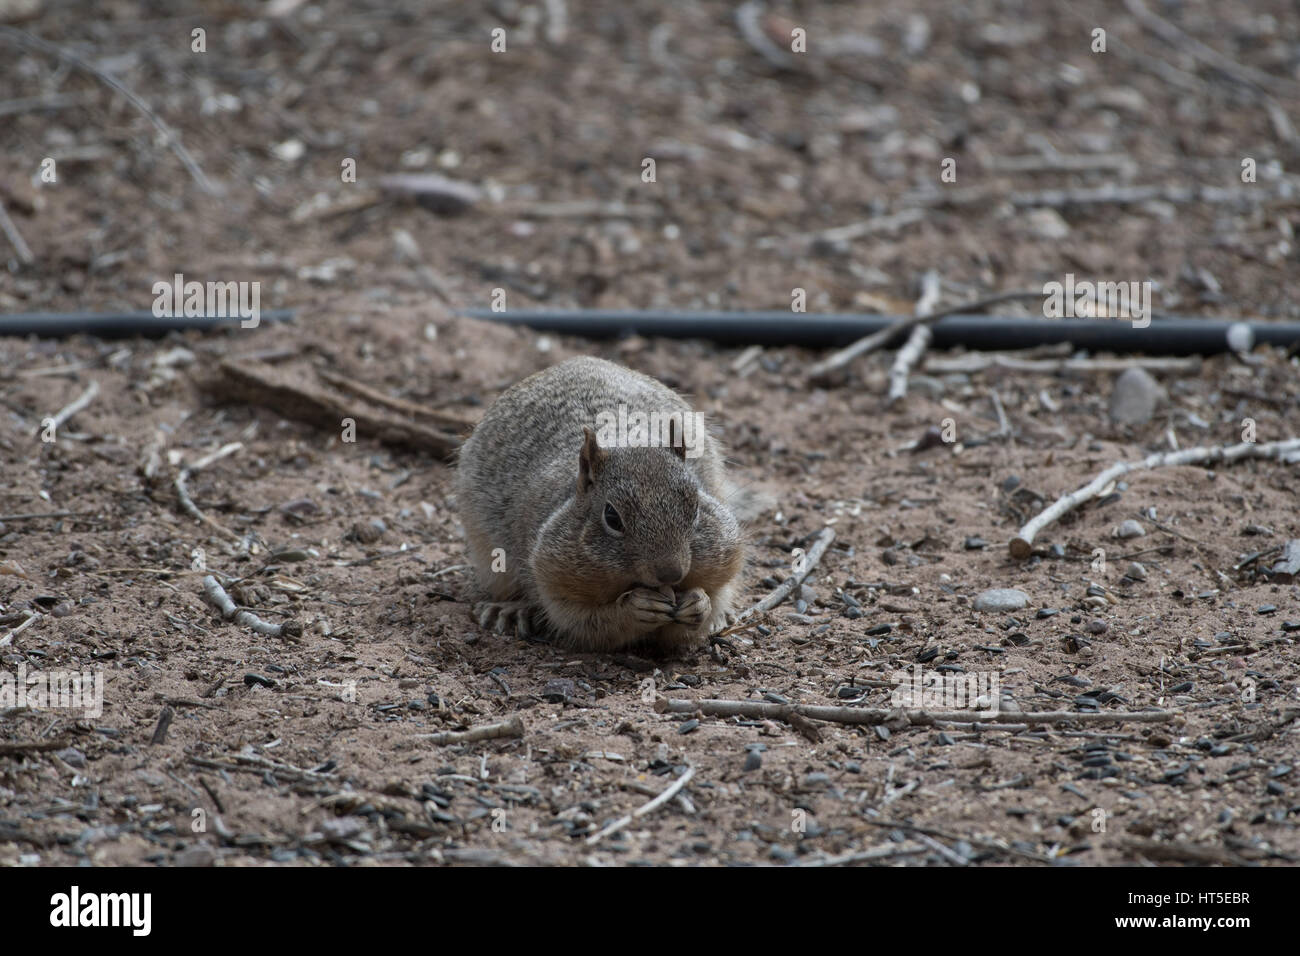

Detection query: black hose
(460, 309), (1299, 355)
(0, 310), (296, 338)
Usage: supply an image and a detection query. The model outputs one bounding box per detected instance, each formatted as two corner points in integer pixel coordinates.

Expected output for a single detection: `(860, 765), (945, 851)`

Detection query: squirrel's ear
(667, 416), (687, 461)
(578, 426), (606, 493)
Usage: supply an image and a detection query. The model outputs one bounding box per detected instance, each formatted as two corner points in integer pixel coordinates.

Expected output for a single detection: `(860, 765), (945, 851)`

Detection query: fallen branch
(200, 574), (302, 640)
(41, 379), (99, 437)
(0, 611), (40, 647)
(732, 527), (835, 625)
(316, 369), (476, 432)
(586, 765), (695, 845)
(0, 26), (219, 195)
(807, 290), (1041, 378)
(655, 697), (1176, 727)
(208, 359), (460, 458)
(1010, 438), (1300, 558)
(176, 442), (243, 541)
(415, 717), (525, 746)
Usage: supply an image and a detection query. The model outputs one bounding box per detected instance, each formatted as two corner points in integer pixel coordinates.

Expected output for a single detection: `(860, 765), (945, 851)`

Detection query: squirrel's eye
(603, 502), (624, 534)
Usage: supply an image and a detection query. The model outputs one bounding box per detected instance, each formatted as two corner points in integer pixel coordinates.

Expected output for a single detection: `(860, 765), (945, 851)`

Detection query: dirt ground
(1, 0), (1298, 867)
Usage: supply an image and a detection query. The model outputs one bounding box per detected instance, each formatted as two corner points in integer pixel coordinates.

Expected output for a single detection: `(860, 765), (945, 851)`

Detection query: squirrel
(455, 356), (746, 653)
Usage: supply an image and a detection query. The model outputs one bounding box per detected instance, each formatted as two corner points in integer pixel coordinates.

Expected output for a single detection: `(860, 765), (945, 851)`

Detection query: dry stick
(0, 200), (33, 265)
(1009, 437), (1300, 559)
(989, 387), (1010, 437)
(40, 379), (99, 437)
(415, 717), (525, 745)
(903, 183), (1288, 210)
(1123, 0), (1297, 96)
(655, 697), (1175, 727)
(732, 526), (836, 626)
(0, 738), (74, 756)
(316, 369), (476, 431)
(887, 270), (942, 404)
(175, 442), (243, 541)
(586, 765), (696, 845)
(807, 290), (1041, 378)
(759, 207), (927, 250)
(0, 612), (40, 647)
(796, 841), (926, 867)
(923, 353), (1202, 374)
(201, 574), (301, 640)
(0, 27), (219, 195)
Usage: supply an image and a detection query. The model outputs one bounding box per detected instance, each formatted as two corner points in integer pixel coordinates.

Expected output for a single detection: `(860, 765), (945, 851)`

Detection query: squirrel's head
(572, 424), (700, 591)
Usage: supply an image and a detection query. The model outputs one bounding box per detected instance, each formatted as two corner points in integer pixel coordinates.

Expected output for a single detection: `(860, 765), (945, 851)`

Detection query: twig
(904, 183), (1286, 211)
(586, 765), (696, 845)
(655, 697), (1175, 727)
(734, 1), (802, 72)
(1009, 438), (1300, 558)
(0, 200), (33, 266)
(887, 271), (941, 404)
(0, 738), (73, 756)
(1122, 0), (1298, 97)
(149, 706), (174, 746)
(733, 527), (835, 625)
(40, 380), (99, 437)
(795, 842), (926, 866)
(989, 388), (1010, 437)
(0, 91), (96, 118)
(0, 26), (219, 195)
(415, 717), (525, 746)
(0, 612), (40, 647)
(924, 354), (1201, 374)
(807, 291), (1041, 378)
(200, 574), (301, 640)
(759, 208), (926, 250)
(175, 442), (243, 541)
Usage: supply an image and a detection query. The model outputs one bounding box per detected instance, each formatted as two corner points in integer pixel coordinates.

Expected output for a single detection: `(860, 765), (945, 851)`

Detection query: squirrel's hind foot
(473, 600), (537, 639)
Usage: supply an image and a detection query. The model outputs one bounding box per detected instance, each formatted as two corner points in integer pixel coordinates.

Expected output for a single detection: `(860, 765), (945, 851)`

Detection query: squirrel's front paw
(618, 586), (678, 628)
(671, 587), (711, 628)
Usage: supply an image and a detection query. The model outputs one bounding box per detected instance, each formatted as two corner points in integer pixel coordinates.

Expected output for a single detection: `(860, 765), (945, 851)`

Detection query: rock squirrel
(456, 356), (745, 653)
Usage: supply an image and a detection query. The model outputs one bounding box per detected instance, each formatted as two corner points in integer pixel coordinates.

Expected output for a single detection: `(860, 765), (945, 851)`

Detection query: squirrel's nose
(652, 563), (686, 587)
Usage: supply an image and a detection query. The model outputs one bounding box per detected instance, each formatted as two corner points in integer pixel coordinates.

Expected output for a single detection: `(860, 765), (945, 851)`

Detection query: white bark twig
(586, 765), (696, 845)
(1010, 438), (1300, 558)
(807, 290), (1041, 378)
(731, 527), (835, 626)
(416, 718), (525, 745)
(41, 380), (99, 437)
(201, 574), (301, 639)
(175, 442), (243, 541)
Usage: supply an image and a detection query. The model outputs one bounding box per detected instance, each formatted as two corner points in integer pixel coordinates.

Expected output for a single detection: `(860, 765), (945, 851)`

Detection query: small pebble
(1116, 519), (1146, 539)
(972, 588), (1028, 612)
(1125, 562), (1148, 581)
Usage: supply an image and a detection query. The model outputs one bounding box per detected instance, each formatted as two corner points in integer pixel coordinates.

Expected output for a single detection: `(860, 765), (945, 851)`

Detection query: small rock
(1109, 367), (1165, 426)
(964, 536), (988, 550)
(174, 843), (216, 867)
(1116, 519), (1146, 540)
(57, 747), (86, 769)
(972, 588), (1029, 612)
(1125, 561), (1148, 581)
(1086, 619), (1108, 635)
(1023, 207), (1071, 240)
